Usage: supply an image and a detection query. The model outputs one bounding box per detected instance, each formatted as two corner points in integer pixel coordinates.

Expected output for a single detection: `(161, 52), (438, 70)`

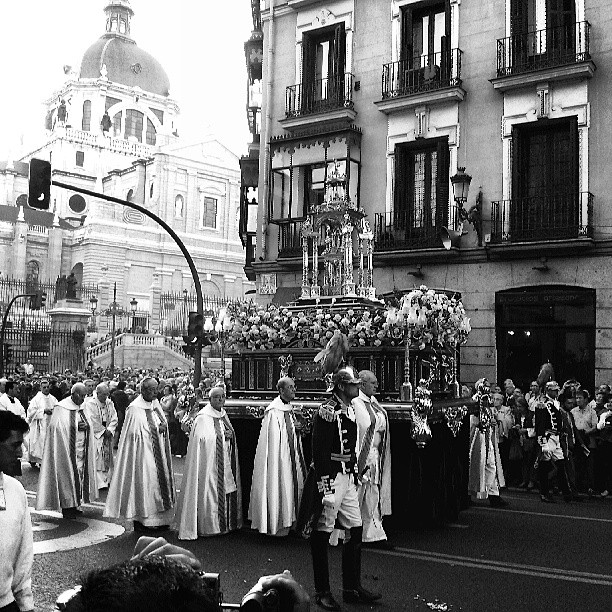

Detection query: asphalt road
(20, 459), (612, 612)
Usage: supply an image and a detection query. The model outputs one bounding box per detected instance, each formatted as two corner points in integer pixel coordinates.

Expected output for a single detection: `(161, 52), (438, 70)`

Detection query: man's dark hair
(5, 381), (14, 393)
(117, 381), (127, 391)
(0, 412), (29, 442)
(64, 557), (218, 612)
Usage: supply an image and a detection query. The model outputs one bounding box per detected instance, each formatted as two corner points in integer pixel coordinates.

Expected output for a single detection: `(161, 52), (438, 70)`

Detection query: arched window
(119, 18), (127, 34)
(126, 189), (134, 202)
(113, 112), (122, 137)
(175, 194), (184, 218)
(82, 100), (91, 131)
(146, 118), (156, 145)
(125, 110), (144, 142)
(26, 261), (39, 285)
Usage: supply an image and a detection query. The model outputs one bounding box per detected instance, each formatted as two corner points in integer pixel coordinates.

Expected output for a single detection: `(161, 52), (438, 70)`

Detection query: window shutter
(511, 125), (523, 200)
(568, 115), (579, 226)
(400, 6), (413, 63)
(436, 138), (450, 228)
(394, 144), (408, 230)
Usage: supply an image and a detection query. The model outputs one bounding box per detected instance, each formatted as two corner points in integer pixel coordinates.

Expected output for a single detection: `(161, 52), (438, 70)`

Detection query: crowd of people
(466, 375), (612, 505)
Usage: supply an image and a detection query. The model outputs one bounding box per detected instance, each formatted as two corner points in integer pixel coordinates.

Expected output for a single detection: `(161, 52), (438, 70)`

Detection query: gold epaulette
(318, 399), (339, 423)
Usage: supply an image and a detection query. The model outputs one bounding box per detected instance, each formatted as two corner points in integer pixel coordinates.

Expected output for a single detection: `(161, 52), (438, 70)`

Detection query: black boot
(342, 526), (382, 604)
(311, 531), (340, 611)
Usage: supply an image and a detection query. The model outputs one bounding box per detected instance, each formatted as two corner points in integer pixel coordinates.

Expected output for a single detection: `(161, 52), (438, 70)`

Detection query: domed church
(0, 0), (251, 331)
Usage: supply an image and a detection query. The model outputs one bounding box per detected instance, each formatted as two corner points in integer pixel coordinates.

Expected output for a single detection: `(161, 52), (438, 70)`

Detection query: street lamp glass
(130, 298), (138, 313)
(450, 167), (472, 204)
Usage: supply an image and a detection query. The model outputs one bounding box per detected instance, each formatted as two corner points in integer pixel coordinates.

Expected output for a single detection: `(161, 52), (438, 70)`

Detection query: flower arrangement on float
(225, 286), (470, 353)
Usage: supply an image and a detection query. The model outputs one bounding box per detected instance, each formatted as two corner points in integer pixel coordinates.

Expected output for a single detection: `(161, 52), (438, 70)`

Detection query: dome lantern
(104, 0), (134, 38)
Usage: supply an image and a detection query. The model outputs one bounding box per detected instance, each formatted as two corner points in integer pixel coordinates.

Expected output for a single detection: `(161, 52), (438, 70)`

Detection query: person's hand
(322, 493), (335, 508)
(130, 536), (202, 570)
(248, 569), (310, 612)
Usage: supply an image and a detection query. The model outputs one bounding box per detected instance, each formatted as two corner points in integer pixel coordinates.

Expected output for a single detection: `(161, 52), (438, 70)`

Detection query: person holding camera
(56, 536), (310, 612)
(298, 366), (381, 611)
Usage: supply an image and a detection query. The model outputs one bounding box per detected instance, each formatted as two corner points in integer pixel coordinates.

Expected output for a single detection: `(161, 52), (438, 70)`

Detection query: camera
(200, 573), (279, 611)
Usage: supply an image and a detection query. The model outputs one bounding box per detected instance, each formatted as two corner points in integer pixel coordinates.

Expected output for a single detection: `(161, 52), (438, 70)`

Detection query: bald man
(36, 383), (98, 518)
(249, 377), (306, 536)
(85, 383), (118, 490)
(105, 377), (175, 533)
(174, 386), (241, 539)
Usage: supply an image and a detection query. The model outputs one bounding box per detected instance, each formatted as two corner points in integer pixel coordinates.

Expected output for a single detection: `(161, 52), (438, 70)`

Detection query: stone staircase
(86, 333), (194, 369)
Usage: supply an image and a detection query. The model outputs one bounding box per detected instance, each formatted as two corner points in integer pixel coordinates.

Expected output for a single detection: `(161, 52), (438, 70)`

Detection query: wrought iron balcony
(278, 220), (303, 258)
(374, 212), (446, 251)
(285, 73), (354, 118)
(490, 192), (593, 244)
(382, 50), (462, 100)
(497, 22), (591, 77)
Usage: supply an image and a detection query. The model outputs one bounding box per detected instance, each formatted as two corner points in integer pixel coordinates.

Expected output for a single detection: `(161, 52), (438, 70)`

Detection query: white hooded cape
(174, 403), (242, 539)
(104, 395), (175, 521)
(248, 396), (307, 535)
(36, 397), (98, 511)
(26, 391), (55, 463)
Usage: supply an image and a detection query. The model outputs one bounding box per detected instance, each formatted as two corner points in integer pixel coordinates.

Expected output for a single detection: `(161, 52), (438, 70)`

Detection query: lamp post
(202, 308), (233, 384)
(130, 297), (138, 333)
(103, 282), (128, 372)
(89, 296), (98, 332)
(442, 167), (473, 250)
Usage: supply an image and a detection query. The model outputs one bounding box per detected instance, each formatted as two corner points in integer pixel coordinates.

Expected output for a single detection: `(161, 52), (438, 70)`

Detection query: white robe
(174, 403), (242, 539)
(0, 394), (26, 419)
(36, 397), (98, 511)
(248, 396), (307, 536)
(26, 391), (55, 464)
(84, 397), (118, 490)
(104, 395), (175, 526)
(354, 390), (392, 542)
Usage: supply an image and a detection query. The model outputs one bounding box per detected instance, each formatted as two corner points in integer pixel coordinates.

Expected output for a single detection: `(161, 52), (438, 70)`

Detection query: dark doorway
(496, 286), (595, 392)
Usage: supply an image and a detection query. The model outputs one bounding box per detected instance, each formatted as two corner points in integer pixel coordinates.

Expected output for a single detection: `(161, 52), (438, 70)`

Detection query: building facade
(243, 0), (611, 390)
(0, 0), (252, 334)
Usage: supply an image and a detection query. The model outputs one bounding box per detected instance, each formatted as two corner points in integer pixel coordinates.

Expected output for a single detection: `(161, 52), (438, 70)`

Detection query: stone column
(97, 267), (111, 335)
(47, 298), (91, 373)
(149, 273), (162, 334)
(13, 207), (28, 280)
(46, 211), (63, 282)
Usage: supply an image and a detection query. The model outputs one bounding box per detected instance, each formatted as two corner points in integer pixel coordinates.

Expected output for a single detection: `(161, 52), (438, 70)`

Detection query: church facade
(0, 0), (252, 324)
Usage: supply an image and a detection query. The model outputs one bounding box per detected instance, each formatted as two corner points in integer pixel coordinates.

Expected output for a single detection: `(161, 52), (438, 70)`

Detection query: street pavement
(19, 459), (612, 612)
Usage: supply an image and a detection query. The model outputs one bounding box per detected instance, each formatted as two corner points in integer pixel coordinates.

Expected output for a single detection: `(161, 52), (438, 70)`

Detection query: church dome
(79, 0), (170, 97)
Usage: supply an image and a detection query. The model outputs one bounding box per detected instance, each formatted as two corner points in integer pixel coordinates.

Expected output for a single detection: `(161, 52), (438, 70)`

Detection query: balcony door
(511, 116), (578, 239)
(510, 0), (575, 64)
(394, 138), (449, 248)
(301, 23), (346, 113)
(401, 1), (450, 84)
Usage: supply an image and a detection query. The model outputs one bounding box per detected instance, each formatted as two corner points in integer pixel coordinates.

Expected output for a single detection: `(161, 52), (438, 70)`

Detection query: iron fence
(497, 21), (591, 77)
(285, 72), (354, 118)
(374, 211), (447, 250)
(2, 324), (87, 375)
(490, 192), (593, 243)
(382, 49), (463, 99)
(0, 276), (99, 328)
(159, 292), (236, 337)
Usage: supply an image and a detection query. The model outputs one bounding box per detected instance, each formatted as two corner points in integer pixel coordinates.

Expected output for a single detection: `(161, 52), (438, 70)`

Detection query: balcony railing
(285, 73), (354, 118)
(490, 192), (593, 244)
(497, 22), (591, 77)
(374, 212), (446, 251)
(382, 49), (462, 99)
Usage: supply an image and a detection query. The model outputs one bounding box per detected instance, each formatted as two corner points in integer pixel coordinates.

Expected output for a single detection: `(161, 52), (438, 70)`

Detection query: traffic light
(30, 290), (47, 310)
(181, 336), (196, 358)
(3, 344), (12, 364)
(187, 311), (204, 340)
(28, 158), (52, 210)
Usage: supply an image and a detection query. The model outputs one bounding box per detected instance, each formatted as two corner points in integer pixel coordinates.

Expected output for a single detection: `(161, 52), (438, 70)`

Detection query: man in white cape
(104, 377), (175, 532)
(174, 386), (242, 539)
(355, 370), (392, 546)
(84, 383), (118, 490)
(26, 377), (55, 467)
(36, 383), (98, 519)
(249, 376), (307, 536)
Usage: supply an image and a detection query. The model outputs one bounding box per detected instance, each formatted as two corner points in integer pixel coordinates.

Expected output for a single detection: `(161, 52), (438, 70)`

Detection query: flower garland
(225, 286), (470, 353)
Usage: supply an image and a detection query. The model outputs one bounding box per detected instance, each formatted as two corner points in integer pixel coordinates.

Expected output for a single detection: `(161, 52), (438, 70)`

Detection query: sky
(0, 0), (254, 159)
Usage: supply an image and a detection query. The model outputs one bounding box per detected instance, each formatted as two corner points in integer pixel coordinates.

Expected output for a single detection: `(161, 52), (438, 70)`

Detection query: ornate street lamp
(103, 282), (128, 372)
(441, 167), (473, 250)
(89, 295), (98, 332)
(450, 167), (472, 206)
(130, 297), (138, 333)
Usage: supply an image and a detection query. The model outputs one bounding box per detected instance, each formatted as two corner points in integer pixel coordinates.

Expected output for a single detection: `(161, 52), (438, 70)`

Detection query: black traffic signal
(182, 336), (196, 357)
(30, 290), (47, 310)
(4, 344), (12, 363)
(187, 311), (204, 340)
(28, 158), (52, 210)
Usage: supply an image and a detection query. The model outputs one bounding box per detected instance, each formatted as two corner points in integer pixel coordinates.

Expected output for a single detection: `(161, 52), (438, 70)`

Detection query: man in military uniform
(536, 381), (573, 503)
(307, 366), (381, 611)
